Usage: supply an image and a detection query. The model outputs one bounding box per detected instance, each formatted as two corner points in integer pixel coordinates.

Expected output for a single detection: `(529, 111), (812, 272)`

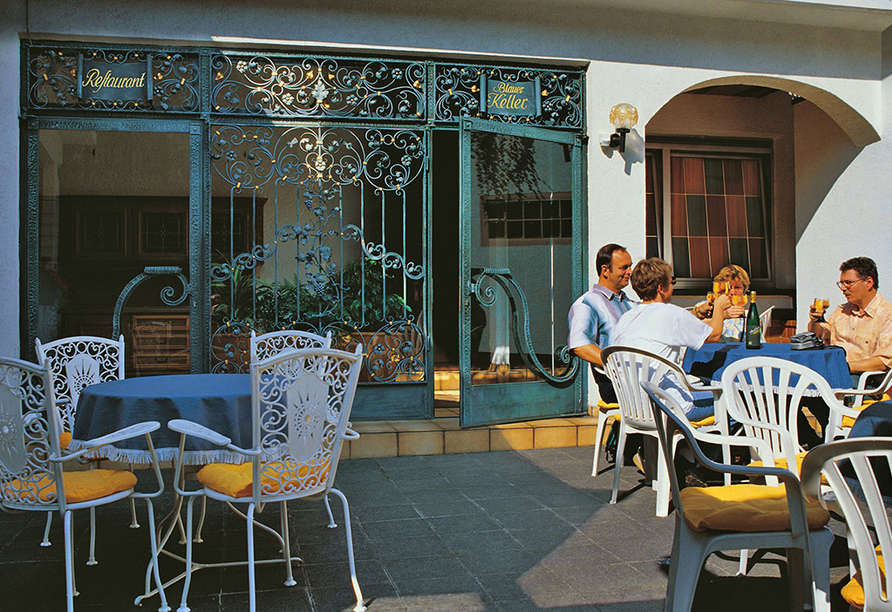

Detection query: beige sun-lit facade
(3, 0), (892, 412)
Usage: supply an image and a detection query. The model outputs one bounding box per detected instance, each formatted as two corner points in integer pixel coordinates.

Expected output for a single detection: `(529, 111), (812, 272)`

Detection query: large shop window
(646, 143), (771, 285)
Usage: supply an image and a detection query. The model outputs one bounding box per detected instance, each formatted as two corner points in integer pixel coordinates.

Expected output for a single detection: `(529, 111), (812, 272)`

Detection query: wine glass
(731, 294), (748, 308)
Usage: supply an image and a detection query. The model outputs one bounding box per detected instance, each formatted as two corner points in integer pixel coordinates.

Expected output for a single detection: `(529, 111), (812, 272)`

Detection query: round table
(70, 374), (251, 465)
(682, 342), (852, 392)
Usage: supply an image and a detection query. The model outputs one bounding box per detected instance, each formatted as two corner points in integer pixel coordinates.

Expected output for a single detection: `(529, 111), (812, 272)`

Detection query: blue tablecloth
(70, 374), (251, 465)
(683, 342), (852, 392)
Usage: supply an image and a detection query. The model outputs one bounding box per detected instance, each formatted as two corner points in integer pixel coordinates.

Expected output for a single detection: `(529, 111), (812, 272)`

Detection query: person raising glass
(693, 265), (750, 341)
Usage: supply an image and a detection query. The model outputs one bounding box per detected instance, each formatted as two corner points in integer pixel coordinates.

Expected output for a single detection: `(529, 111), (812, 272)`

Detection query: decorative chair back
(721, 356), (840, 468)
(602, 346), (685, 431)
(249, 346), (363, 505)
(0, 357), (64, 512)
(802, 437), (892, 611)
(250, 330), (333, 362)
(35, 335), (125, 433)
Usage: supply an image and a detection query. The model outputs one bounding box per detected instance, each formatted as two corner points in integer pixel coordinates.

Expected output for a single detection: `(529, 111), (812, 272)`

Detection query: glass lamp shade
(609, 103), (638, 130)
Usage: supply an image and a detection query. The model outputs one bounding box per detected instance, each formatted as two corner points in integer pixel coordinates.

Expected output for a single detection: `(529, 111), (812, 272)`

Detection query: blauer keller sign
(78, 54), (153, 102)
(480, 76), (541, 117)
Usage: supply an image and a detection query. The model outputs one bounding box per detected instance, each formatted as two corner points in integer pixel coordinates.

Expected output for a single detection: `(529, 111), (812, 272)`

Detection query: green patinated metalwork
(21, 39), (585, 420)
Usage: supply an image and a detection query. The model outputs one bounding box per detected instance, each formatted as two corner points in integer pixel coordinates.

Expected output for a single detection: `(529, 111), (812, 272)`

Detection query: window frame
(646, 140), (773, 291)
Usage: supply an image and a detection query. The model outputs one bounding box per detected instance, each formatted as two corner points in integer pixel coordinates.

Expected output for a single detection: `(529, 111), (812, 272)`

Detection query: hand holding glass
(813, 298), (830, 315)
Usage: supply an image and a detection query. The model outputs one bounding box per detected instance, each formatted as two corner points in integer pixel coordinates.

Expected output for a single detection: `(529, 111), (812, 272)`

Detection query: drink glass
(814, 298), (830, 315)
(731, 294), (748, 308)
(707, 292), (716, 305)
(713, 281), (726, 294)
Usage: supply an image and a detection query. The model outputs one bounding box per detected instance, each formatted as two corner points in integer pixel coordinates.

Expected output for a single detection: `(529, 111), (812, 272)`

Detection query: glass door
(459, 118), (584, 426)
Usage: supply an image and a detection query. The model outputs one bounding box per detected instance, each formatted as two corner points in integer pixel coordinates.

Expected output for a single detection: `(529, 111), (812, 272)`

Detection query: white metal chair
(643, 380), (833, 612)
(802, 437), (892, 611)
(0, 356), (167, 612)
(249, 329), (332, 362)
(34, 334), (132, 558)
(602, 346), (723, 518)
(169, 345), (366, 612)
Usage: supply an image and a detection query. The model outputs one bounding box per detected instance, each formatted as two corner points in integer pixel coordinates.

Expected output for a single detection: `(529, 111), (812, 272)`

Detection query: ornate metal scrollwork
(435, 64), (583, 128)
(25, 46), (199, 111)
(469, 268), (579, 385)
(212, 54), (426, 119)
(113, 266), (191, 338)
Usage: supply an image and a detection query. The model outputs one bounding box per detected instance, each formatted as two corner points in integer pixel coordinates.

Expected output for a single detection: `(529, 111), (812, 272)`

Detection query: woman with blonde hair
(693, 264), (750, 340)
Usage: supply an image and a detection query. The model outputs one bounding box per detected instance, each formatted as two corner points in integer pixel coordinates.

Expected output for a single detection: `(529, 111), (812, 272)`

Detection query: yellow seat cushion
(680, 483), (830, 532)
(841, 544), (887, 609)
(749, 451), (808, 473)
(690, 415), (715, 428)
(842, 393), (892, 428)
(3, 469), (137, 504)
(197, 458), (331, 498)
(59, 431), (72, 449)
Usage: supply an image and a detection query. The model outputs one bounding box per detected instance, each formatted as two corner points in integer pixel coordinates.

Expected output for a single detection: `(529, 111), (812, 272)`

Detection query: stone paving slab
(0, 446), (852, 611)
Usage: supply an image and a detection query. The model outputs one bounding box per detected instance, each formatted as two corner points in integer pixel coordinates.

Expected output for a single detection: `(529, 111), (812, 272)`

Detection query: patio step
(342, 409), (600, 459)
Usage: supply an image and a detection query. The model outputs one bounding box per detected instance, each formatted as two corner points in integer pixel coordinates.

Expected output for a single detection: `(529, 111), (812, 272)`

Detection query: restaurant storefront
(21, 41), (587, 423)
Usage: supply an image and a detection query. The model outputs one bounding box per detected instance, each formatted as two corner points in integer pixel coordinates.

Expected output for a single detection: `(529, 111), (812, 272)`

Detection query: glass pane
(704, 158), (724, 195)
(38, 129), (191, 377)
(469, 131), (573, 386)
(746, 196), (766, 237)
(686, 195), (707, 236)
(671, 237), (691, 278)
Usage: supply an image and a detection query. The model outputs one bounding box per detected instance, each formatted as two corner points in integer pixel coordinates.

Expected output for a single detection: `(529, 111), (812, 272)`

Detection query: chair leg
(610, 422), (628, 505)
(737, 549), (748, 575)
(145, 499), (171, 612)
(655, 440), (671, 518)
(592, 412), (610, 476)
(280, 501), (297, 587)
(194, 495), (207, 543)
(86, 506), (98, 565)
(809, 528), (833, 612)
(41, 512), (53, 547)
(178, 497), (197, 612)
(664, 525), (708, 612)
(129, 498), (140, 529)
(329, 488), (366, 612)
(247, 503), (257, 612)
(324, 493), (338, 528)
(63, 510), (76, 612)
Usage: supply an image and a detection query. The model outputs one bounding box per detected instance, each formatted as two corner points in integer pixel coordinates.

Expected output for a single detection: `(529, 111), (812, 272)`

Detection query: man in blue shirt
(567, 243), (635, 403)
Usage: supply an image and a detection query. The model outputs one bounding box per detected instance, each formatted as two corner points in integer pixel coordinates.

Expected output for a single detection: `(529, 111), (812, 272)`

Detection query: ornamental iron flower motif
(311, 80), (329, 103)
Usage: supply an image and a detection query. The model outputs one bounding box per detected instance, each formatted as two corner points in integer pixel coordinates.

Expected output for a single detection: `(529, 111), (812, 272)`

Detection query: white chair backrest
(602, 346), (686, 431)
(0, 357), (64, 511)
(249, 345), (363, 504)
(721, 356), (838, 467)
(250, 329), (333, 362)
(802, 438), (892, 611)
(35, 335), (125, 433)
(759, 305), (775, 339)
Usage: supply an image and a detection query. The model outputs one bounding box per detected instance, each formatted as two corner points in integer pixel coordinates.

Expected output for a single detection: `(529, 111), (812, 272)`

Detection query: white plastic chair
(759, 305), (775, 340)
(169, 346), (367, 612)
(827, 370), (892, 442)
(34, 335), (131, 558)
(721, 357), (850, 468)
(249, 329), (332, 362)
(802, 437), (892, 612)
(602, 346), (723, 518)
(643, 380), (833, 612)
(0, 357), (167, 612)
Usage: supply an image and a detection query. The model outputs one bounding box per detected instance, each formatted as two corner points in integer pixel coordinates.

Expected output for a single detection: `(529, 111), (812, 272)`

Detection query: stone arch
(680, 75), (878, 147)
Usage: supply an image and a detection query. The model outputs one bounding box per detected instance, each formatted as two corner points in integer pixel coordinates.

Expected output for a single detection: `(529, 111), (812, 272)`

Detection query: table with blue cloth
(683, 342), (852, 392)
(69, 374), (252, 465)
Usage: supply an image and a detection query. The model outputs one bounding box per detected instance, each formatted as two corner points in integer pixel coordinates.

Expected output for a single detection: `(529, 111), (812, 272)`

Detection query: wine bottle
(745, 290), (761, 349)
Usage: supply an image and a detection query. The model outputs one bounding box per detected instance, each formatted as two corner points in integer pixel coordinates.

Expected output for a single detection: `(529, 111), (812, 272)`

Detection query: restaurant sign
(480, 76), (541, 117)
(77, 55), (153, 102)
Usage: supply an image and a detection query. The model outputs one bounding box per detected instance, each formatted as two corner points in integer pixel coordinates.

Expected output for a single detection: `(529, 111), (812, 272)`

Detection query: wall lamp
(604, 103), (638, 153)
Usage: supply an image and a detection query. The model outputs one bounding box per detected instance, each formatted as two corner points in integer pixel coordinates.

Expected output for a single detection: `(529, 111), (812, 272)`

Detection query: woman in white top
(612, 257), (729, 421)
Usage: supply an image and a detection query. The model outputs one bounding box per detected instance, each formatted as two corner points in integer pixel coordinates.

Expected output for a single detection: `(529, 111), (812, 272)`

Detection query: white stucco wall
(2, 0), (890, 394)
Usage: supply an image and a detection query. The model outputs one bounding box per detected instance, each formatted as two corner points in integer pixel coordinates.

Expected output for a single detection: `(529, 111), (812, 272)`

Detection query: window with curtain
(645, 143), (771, 285)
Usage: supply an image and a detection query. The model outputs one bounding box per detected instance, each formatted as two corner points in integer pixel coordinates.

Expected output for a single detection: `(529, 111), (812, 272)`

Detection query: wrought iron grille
(211, 54), (426, 119)
(209, 124), (427, 383)
(25, 45), (200, 112)
(435, 64), (583, 128)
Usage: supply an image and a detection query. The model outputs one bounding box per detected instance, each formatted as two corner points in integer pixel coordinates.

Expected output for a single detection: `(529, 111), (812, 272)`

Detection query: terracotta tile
(490, 428), (534, 451)
(528, 418), (576, 428)
(433, 418), (462, 431)
(492, 421), (532, 429)
(389, 420), (441, 432)
(435, 371), (460, 390)
(565, 417), (598, 425)
(444, 429), (490, 454)
(352, 421), (396, 433)
(534, 426), (577, 449)
(339, 440), (351, 460)
(350, 432), (398, 458)
(398, 431), (444, 456)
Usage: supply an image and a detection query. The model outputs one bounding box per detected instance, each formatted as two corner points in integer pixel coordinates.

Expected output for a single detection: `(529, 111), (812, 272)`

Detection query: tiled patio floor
(0, 446), (851, 611)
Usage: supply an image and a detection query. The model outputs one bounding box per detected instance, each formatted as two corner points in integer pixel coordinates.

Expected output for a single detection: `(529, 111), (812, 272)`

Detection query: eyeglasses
(670, 277), (677, 286)
(836, 278), (864, 290)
